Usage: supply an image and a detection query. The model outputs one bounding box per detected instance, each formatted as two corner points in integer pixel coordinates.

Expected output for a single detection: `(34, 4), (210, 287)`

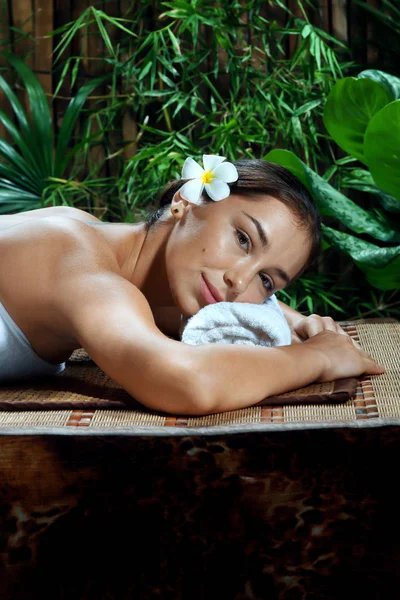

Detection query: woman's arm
(64, 276), (383, 416)
(51, 227), (382, 416)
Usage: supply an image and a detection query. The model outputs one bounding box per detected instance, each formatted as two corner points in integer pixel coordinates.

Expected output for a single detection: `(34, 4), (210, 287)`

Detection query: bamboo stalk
(313, 0), (331, 34)
(101, 0), (121, 179)
(86, 0), (106, 209)
(53, 0), (72, 147)
(331, 0), (348, 43)
(287, 0), (304, 58)
(10, 0), (34, 65)
(9, 0), (34, 118)
(366, 0), (379, 66)
(33, 0), (53, 96)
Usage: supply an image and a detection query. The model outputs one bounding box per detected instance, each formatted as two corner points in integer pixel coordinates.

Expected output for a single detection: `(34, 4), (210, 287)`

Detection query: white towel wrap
(181, 294), (291, 347)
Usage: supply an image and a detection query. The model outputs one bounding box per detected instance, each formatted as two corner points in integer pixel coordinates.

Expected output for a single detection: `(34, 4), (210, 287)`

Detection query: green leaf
(0, 192), (42, 213)
(0, 69), (45, 175)
(264, 149), (309, 188)
(93, 9), (117, 58)
(376, 190), (400, 214)
(167, 27), (181, 55)
(0, 164), (42, 196)
(323, 77), (394, 163)
(0, 109), (43, 179)
(291, 116), (303, 141)
(301, 24), (311, 38)
(364, 100), (400, 204)
(343, 168), (400, 214)
(265, 149), (400, 242)
(358, 69), (400, 100)
(322, 225), (400, 290)
(0, 140), (43, 193)
(138, 61), (152, 81)
(293, 99), (321, 117)
(4, 53), (54, 177)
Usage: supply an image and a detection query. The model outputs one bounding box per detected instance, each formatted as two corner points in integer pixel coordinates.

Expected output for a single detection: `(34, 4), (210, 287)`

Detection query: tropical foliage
(0, 53), (107, 212)
(267, 69), (400, 292)
(0, 1), (398, 318)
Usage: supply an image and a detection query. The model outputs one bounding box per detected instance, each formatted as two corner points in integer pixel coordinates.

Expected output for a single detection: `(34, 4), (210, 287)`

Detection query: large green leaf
(358, 69), (400, 100)
(322, 225), (400, 290)
(0, 189), (42, 214)
(342, 168), (400, 214)
(364, 100), (400, 203)
(4, 53), (54, 177)
(0, 54), (104, 209)
(0, 164), (42, 196)
(323, 77), (393, 163)
(0, 140), (43, 194)
(265, 149), (400, 243)
(0, 109), (44, 179)
(0, 72), (32, 141)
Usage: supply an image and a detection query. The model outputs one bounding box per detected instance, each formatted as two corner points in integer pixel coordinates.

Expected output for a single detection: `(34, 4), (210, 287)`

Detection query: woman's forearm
(190, 342), (326, 414)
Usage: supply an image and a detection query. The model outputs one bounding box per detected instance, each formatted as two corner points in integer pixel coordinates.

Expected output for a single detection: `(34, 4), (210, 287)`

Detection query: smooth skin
(0, 195), (384, 415)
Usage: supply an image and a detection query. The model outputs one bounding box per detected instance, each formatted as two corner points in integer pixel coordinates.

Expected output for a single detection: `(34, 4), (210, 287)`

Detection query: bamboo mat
(0, 319), (398, 433)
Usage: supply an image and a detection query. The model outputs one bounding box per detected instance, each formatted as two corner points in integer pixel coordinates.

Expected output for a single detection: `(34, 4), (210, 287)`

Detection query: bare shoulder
(19, 219), (164, 338)
(0, 215), (118, 277)
(0, 206), (101, 230)
(0, 215), (119, 329)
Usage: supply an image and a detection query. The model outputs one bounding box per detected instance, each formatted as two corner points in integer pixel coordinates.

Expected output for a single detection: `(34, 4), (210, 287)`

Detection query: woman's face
(165, 193), (312, 317)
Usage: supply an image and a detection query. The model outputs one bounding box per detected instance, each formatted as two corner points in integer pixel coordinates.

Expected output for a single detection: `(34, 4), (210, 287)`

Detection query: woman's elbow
(162, 369), (216, 416)
(125, 348), (216, 417)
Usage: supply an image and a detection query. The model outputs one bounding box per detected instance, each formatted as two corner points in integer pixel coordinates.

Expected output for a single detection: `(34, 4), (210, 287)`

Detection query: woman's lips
(200, 275), (222, 304)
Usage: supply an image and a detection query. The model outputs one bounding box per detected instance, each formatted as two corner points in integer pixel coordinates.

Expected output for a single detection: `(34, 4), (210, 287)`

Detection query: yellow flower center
(201, 170), (214, 184)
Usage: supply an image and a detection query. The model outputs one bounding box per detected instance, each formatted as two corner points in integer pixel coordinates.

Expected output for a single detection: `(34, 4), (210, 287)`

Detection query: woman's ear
(170, 191), (191, 220)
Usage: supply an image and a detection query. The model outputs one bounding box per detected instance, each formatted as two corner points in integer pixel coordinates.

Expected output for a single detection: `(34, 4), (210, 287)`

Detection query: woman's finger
(295, 315), (328, 339)
(291, 331), (303, 344)
(334, 323), (363, 349)
(320, 316), (338, 334)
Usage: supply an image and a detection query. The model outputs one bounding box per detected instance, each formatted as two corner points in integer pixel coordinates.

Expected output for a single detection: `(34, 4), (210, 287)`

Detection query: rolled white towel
(181, 294), (291, 347)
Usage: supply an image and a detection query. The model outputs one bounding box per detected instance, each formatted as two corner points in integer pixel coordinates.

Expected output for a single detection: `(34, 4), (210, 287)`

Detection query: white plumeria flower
(179, 154), (238, 204)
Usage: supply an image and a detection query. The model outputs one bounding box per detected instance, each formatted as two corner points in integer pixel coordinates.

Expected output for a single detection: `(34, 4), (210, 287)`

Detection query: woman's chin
(176, 296), (201, 319)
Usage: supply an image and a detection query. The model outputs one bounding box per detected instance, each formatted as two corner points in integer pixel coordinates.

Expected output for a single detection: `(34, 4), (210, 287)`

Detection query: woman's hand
(277, 301), (357, 346)
(290, 313), (352, 344)
(303, 330), (385, 382)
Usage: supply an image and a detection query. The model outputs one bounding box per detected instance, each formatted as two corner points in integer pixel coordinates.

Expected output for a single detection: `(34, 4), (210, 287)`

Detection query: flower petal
(179, 179), (204, 204)
(213, 161), (238, 183)
(203, 155), (226, 172)
(182, 157), (204, 179)
(205, 179), (230, 201)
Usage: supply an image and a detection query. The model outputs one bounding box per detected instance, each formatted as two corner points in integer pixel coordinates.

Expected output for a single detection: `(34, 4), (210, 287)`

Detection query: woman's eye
(259, 272), (273, 291)
(236, 229), (249, 249)
(236, 229), (273, 291)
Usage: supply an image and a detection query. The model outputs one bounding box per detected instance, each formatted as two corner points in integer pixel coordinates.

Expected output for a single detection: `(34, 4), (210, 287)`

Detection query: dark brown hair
(145, 159), (321, 276)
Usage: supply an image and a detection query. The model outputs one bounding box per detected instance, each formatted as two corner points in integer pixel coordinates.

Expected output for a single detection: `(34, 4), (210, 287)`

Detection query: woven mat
(0, 319), (398, 430)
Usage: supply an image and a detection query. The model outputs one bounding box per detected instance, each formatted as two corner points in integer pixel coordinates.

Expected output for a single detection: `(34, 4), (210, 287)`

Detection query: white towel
(181, 294), (291, 347)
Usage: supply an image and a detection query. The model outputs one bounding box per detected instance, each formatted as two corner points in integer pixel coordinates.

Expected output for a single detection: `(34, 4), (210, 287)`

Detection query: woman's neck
(126, 220), (176, 310)
(90, 217), (177, 310)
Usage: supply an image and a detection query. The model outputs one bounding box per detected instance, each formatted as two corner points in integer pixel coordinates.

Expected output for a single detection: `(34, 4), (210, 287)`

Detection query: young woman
(0, 158), (384, 414)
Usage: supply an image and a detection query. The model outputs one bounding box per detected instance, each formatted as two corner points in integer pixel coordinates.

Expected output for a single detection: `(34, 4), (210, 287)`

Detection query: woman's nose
(223, 266), (252, 297)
